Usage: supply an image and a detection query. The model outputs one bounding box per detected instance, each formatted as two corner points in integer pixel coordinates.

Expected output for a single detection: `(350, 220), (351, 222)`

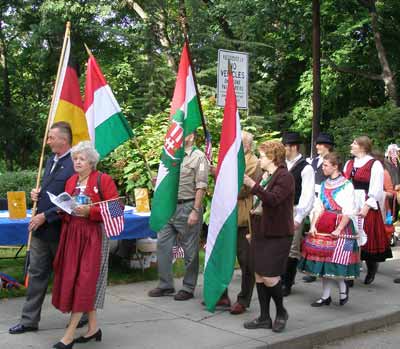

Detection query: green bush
(0, 171), (37, 208)
(100, 96), (279, 205)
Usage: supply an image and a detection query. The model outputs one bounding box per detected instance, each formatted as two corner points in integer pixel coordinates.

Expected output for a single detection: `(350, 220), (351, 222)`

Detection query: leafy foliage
(1, 0), (399, 178)
(0, 170), (36, 207)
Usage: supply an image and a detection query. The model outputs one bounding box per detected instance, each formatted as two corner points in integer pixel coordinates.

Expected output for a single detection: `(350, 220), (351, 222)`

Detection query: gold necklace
(77, 173), (90, 186)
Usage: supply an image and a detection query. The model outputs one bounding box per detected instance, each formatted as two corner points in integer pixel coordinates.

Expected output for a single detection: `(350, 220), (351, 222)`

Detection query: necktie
(50, 158), (58, 174)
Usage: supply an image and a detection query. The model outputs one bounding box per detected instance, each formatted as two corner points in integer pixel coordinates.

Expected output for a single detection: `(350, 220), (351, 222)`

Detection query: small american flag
(205, 130), (213, 164)
(172, 245), (185, 262)
(99, 200), (124, 238)
(331, 237), (353, 265)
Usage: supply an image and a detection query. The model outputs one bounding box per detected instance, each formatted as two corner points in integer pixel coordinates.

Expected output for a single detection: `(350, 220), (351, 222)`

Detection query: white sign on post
(217, 49), (249, 109)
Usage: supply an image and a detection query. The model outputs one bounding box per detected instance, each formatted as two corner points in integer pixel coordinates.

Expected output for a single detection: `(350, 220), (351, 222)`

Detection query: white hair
(242, 130), (254, 147)
(71, 141), (100, 169)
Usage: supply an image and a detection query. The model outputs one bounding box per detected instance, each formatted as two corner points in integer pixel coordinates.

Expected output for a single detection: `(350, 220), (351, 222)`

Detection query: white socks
(321, 278), (332, 299)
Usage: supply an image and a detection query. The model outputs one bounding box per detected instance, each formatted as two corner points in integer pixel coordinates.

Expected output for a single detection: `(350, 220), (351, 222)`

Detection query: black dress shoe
(272, 309), (289, 333)
(364, 273), (375, 285)
(243, 317), (272, 329)
(282, 284), (291, 297)
(9, 323), (38, 334)
(53, 340), (74, 349)
(311, 296), (332, 307)
(174, 290), (194, 301)
(303, 275), (317, 283)
(75, 329), (102, 343)
(148, 287), (175, 297)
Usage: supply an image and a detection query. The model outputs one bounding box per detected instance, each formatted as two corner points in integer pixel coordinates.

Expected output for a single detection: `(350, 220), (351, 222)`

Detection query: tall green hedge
(0, 171), (37, 208)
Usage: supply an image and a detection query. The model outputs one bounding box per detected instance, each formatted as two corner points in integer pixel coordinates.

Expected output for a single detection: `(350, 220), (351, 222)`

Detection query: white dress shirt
(343, 155), (384, 210)
(286, 154), (315, 224)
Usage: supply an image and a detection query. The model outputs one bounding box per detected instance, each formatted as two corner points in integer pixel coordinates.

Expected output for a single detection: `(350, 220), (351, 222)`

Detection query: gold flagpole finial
(84, 43), (93, 57)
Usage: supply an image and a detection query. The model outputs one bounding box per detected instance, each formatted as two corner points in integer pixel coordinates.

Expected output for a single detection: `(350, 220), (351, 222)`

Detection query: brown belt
(177, 198), (195, 204)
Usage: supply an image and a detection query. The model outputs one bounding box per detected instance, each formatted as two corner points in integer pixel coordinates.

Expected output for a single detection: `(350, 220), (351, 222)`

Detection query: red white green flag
(149, 42), (202, 232)
(84, 54), (133, 159)
(204, 69), (245, 312)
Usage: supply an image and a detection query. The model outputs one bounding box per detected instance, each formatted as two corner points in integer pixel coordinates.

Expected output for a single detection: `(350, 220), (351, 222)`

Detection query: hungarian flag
(203, 69), (245, 312)
(84, 54), (133, 159)
(149, 42), (202, 232)
(49, 34), (89, 145)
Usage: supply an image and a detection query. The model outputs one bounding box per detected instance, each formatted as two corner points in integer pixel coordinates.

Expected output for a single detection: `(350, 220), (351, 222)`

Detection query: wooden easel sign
(7, 191), (27, 219)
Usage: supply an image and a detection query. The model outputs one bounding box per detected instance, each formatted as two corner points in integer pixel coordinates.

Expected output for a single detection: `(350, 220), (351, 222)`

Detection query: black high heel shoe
(53, 340), (74, 349)
(311, 296), (332, 307)
(74, 329), (102, 343)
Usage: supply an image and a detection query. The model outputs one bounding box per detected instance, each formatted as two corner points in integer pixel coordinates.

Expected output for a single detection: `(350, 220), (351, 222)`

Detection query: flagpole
(178, 12), (211, 161)
(24, 22), (71, 287)
(84, 43), (155, 188)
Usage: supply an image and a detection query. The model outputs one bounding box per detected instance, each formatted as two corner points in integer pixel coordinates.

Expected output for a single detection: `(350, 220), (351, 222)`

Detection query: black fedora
(315, 132), (334, 146)
(282, 131), (302, 145)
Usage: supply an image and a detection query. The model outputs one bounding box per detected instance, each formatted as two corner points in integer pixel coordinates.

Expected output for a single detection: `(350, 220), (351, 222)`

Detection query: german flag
(49, 32), (89, 145)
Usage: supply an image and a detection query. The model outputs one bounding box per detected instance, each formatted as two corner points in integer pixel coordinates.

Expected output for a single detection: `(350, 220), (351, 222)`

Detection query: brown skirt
(249, 215), (292, 277)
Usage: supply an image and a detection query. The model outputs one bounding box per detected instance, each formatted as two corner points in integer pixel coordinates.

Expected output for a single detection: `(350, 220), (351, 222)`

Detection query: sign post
(217, 49), (249, 109)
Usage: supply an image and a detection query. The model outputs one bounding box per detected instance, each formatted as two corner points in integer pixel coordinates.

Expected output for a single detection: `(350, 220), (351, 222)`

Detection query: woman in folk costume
(298, 153), (360, 306)
(52, 141), (121, 349)
(343, 136), (392, 285)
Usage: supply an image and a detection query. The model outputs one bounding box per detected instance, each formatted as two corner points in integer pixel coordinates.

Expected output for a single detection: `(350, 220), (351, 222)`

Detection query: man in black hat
(303, 133), (335, 283)
(281, 132), (315, 296)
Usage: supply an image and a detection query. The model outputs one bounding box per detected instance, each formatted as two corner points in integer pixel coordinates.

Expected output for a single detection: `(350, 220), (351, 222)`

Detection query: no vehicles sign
(217, 49), (249, 109)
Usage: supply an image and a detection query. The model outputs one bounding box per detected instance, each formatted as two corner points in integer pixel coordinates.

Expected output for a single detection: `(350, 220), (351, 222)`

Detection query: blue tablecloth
(0, 210), (156, 245)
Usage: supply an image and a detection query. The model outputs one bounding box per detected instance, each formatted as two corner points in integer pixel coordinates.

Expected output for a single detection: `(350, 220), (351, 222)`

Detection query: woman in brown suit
(243, 140), (295, 333)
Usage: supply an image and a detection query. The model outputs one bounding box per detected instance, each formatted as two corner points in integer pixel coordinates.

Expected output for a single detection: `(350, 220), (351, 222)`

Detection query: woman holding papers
(242, 141), (294, 333)
(298, 153), (360, 307)
(343, 136), (392, 285)
(51, 141), (121, 349)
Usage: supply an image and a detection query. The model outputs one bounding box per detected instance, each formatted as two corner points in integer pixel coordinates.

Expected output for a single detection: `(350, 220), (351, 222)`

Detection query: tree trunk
(358, 0), (399, 106)
(125, 1), (176, 71)
(369, 7), (399, 105)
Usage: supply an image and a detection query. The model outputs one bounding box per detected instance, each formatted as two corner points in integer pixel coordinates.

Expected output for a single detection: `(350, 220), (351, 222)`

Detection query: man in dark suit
(9, 121), (75, 334)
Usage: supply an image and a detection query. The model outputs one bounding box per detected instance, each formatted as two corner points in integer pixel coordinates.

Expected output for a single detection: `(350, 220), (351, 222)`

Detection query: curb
(255, 307), (400, 349)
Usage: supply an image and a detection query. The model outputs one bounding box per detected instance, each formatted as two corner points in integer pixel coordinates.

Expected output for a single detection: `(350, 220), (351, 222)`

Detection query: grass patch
(0, 247), (206, 299)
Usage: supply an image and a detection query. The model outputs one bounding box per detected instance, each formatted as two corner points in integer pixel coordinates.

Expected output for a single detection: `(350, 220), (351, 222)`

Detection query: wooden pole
(24, 22), (71, 287)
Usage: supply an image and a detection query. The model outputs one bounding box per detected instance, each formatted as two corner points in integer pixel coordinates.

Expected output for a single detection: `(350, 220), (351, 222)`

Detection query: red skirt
(52, 216), (102, 313)
(361, 209), (392, 262)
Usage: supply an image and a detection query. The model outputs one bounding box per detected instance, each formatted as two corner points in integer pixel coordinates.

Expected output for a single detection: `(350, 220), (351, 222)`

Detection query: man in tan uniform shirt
(148, 131), (209, 301)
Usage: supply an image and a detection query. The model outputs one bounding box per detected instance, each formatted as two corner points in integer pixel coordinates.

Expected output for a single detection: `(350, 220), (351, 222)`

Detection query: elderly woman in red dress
(51, 141), (120, 349)
(343, 136), (392, 285)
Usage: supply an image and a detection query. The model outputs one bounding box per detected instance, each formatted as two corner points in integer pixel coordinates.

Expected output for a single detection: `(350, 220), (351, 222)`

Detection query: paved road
(316, 323), (400, 349)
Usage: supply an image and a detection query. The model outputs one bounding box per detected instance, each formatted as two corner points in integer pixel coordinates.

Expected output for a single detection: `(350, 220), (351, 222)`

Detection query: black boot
(244, 283), (272, 329)
(282, 258), (298, 297)
(364, 261), (378, 285)
(267, 281), (289, 333)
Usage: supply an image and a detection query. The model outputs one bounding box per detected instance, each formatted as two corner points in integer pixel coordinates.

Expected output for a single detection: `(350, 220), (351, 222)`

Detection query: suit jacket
(33, 152), (74, 241)
(251, 166), (295, 238)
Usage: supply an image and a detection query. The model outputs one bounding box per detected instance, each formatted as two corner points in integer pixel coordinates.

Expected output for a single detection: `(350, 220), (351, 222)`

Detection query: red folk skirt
(361, 209), (392, 262)
(52, 216), (102, 313)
